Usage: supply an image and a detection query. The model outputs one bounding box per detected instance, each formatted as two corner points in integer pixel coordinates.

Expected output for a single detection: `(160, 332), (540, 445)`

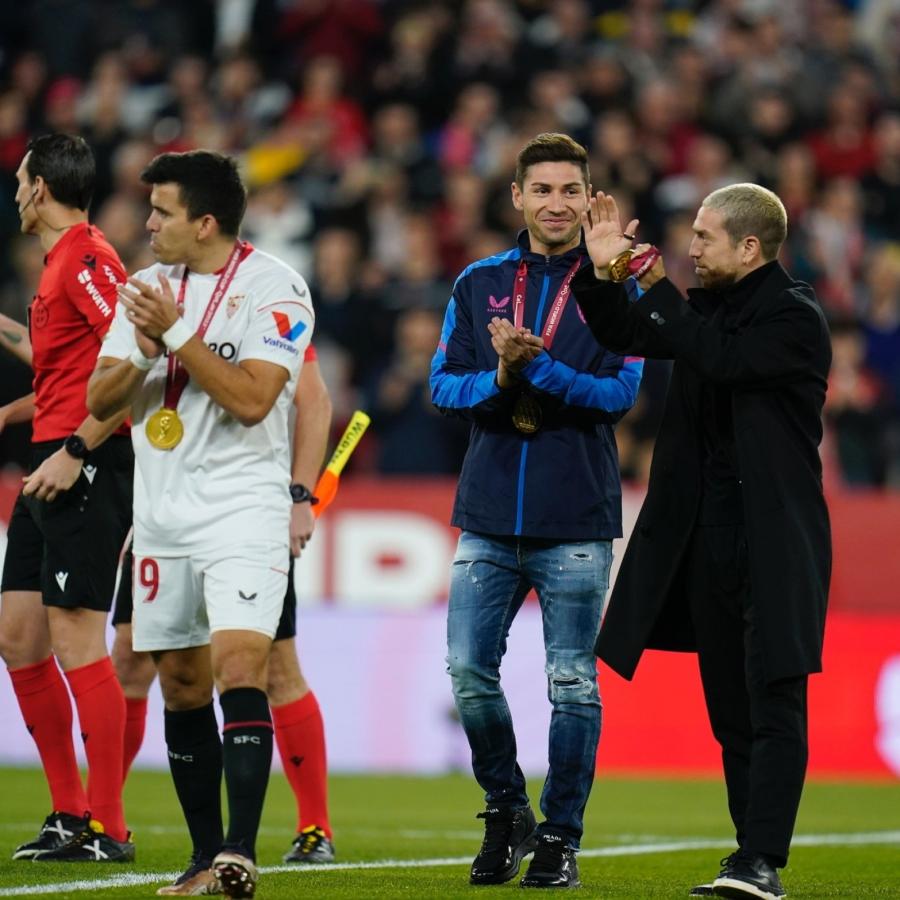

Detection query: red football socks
(272, 691), (331, 837)
(8, 656), (88, 817)
(123, 696), (148, 780)
(65, 657), (127, 841)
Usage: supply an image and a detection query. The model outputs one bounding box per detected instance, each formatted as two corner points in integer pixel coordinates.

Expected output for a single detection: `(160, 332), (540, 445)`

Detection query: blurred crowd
(1, 0), (898, 488)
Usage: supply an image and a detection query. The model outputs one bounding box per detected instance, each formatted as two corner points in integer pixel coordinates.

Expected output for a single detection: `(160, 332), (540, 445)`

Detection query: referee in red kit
(0, 134), (134, 862)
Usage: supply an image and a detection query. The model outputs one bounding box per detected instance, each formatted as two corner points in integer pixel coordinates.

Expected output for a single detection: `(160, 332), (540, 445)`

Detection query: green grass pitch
(0, 768), (897, 898)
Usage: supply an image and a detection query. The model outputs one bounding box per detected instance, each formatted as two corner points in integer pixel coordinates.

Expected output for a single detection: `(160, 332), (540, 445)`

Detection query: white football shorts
(130, 541), (289, 652)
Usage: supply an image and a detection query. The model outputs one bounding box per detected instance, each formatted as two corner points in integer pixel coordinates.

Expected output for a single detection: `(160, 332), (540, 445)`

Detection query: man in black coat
(571, 184), (831, 900)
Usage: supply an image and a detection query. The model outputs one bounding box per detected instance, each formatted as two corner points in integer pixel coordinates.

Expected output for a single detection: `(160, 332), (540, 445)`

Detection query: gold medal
(145, 407), (184, 450)
(512, 393), (542, 434)
(608, 249), (635, 282)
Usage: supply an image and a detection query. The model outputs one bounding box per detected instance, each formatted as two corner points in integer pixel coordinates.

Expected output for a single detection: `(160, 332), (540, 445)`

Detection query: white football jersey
(102, 245), (313, 556)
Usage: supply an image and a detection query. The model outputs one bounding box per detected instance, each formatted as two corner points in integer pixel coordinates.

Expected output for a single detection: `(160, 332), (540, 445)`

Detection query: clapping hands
(488, 317), (544, 388)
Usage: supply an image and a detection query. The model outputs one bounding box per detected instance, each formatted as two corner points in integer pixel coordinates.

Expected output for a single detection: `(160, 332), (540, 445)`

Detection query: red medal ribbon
(511, 255), (581, 350)
(163, 240), (249, 409)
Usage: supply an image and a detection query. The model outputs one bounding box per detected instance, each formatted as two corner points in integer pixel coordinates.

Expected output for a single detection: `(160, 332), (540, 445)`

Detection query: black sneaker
(470, 804), (538, 885)
(712, 851), (786, 899)
(519, 832), (580, 888)
(12, 812), (87, 860)
(33, 819), (135, 863)
(690, 852), (738, 896)
(156, 852), (221, 895)
(282, 825), (335, 864)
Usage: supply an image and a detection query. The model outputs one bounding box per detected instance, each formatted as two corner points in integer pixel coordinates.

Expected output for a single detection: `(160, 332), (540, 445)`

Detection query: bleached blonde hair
(702, 183), (787, 261)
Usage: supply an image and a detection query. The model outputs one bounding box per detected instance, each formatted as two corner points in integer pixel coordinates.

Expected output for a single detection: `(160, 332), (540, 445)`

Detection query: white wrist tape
(161, 318), (193, 352)
(128, 347), (157, 371)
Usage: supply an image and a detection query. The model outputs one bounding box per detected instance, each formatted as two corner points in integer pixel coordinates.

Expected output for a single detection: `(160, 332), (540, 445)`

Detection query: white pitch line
(0, 831), (898, 897)
(0, 823), (489, 840)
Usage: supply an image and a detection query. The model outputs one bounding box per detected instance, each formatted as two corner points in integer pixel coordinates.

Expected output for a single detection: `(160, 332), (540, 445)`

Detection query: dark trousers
(686, 524), (808, 867)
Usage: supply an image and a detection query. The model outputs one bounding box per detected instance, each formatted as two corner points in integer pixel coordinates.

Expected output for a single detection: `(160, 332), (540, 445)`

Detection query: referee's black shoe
(12, 812), (87, 860)
(33, 819), (135, 862)
(519, 832), (580, 888)
(470, 804), (537, 884)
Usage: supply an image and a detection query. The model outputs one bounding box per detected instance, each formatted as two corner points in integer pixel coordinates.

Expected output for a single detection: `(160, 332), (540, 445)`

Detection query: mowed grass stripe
(0, 831), (897, 897)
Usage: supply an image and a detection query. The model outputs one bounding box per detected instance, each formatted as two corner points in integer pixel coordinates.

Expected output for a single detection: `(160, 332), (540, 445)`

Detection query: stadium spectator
(368, 307), (468, 475)
(803, 176), (867, 316)
(859, 242), (900, 405)
(446, 0), (524, 103)
(305, 225), (388, 388)
(806, 81), (877, 181)
(654, 133), (746, 218)
(526, 68), (592, 146)
(860, 111), (900, 243)
(859, 243), (900, 486)
(378, 212), (452, 314)
(366, 102), (444, 207)
(736, 88), (801, 186)
(632, 78), (699, 178)
(431, 132), (642, 889)
(0, 134), (133, 862)
(825, 318), (890, 487)
(0, 89), (28, 177)
(276, 0), (384, 85)
(433, 170), (488, 277)
(282, 55), (369, 168)
(773, 142), (818, 225)
(87, 150), (313, 899)
(368, 5), (454, 127)
(241, 176), (315, 277)
(523, 0), (593, 71)
(574, 183), (831, 899)
(436, 81), (508, 178)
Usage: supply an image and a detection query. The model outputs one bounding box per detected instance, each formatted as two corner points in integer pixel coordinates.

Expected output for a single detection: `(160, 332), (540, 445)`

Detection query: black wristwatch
(289, 483), (319, 505)
(63, 434), (89, 461)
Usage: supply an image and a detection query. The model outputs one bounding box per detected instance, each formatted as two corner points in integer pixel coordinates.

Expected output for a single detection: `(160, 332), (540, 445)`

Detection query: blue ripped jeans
(446, 531), (611, 846)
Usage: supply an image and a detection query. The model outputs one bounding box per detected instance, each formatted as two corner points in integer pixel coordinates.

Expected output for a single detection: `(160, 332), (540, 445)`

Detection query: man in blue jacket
(431, 133), (642, 889)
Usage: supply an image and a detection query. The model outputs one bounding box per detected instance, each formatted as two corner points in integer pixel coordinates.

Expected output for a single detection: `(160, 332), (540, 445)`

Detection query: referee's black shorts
(112, 542), (299, 641)
(1, 436), (133, 612)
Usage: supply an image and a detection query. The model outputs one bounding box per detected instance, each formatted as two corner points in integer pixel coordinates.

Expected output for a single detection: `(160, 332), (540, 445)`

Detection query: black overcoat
(571, 262), (832, 684)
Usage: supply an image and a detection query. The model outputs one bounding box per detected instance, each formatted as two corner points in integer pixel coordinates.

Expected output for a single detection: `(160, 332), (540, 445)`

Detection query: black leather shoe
(519, 832), (580, 888)
(713, 851), (785, 899)
(469, 804), (537, 885)
(690, 852), (736, 897)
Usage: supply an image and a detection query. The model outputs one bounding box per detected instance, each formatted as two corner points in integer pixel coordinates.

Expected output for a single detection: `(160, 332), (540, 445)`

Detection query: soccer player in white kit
(87, 150), (313, 899)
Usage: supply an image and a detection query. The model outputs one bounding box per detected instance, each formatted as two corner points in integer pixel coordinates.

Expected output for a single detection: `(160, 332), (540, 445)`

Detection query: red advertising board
(596, 612), (900, 778)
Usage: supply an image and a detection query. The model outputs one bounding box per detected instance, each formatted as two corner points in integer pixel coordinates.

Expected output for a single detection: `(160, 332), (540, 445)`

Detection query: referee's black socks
(219, 687), (273, 861)
(164, 702), (224, 863)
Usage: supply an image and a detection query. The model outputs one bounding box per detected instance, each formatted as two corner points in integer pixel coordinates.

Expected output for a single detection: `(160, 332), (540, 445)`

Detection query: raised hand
(581, 192), (640, 279)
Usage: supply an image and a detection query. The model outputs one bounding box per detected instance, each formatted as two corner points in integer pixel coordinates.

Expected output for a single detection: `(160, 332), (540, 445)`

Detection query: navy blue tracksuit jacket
(431, 232), (643, 541)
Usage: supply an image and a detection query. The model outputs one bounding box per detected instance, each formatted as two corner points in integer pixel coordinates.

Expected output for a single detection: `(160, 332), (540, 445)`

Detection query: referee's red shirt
(29, 222), (130, 441)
